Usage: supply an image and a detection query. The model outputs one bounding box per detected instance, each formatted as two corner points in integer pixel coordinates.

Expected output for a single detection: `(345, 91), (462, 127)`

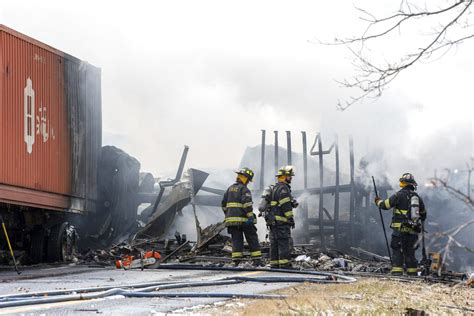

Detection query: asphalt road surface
(0, 264), (297, 315)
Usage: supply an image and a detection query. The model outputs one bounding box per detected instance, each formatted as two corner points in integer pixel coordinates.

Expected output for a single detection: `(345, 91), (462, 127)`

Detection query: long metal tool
(420, 221), (431, 275)
(372, 176), (392, 265)
(0, 213), (21, 274)
(421, 221), (427, 261)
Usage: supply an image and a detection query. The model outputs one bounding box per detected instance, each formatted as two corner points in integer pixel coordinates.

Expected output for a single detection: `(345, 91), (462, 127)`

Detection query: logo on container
(23, 77), (53, 154)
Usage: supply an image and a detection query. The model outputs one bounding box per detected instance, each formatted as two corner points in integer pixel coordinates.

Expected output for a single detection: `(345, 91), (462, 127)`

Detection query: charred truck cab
(0, 25), (102, 263)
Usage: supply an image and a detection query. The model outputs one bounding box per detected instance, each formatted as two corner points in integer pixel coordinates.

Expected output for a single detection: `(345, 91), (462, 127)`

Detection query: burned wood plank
(196, 222), (227, 250)
(350, 247), (390, 262)
(160, 240), (191, 263)
(323, 207), (333, 222)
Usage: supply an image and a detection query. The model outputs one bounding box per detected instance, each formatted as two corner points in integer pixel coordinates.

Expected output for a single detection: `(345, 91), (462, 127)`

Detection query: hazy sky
(1, 0), (472, 184)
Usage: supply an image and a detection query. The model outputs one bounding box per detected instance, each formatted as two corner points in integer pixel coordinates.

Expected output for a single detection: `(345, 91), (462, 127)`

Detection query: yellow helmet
(276, 166), (295, 177)
(235, 167), (254, 182)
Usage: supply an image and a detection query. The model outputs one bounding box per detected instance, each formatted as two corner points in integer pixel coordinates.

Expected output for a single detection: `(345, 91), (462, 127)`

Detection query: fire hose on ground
(155, 263), (357, 283)
(0, 265), (357, 308)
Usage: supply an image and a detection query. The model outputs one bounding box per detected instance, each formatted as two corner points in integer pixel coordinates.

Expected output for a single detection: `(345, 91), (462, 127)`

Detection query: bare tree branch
(319, 0), (474, 110)
(428, 220), (474, 264)
(426, 163), (474, 266)
(430, 176), (473, 208)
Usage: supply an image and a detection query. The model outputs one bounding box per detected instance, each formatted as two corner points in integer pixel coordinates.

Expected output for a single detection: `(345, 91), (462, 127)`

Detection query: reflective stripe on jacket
(221, 181), (254, 226)
(376, 186), (426, 233)
(269, 182), (294, 224)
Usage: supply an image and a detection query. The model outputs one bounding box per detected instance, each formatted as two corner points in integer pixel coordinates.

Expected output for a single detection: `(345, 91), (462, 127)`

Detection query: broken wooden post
(316, 133), (326, 251)
(349, 136), (355, 245)
(301, 131), (309, 243)
(334, 135), (340, 249)
(286, 131), (292, 165)
(274, 130), (279, 173)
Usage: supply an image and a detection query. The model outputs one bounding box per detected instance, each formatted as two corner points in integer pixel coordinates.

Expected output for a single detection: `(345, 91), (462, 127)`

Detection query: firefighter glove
(291, 199), (299, 208)
(288, 217), (295, 229)
(374, 196), (381, 205)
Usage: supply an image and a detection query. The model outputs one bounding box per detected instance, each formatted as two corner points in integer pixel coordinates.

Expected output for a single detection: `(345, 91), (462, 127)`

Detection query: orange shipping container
(0, 25), (101, 213)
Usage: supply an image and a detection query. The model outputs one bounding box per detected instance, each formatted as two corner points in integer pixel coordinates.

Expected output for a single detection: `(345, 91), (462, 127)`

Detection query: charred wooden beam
(334, 135), (341, 249)
(286, 131), (292, 165)
(260, 130), (266, 190)
(274, 131), (279, 173)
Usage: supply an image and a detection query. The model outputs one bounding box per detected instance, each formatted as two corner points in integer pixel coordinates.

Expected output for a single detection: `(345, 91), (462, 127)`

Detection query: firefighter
(260, 166), (297, 268)
(221, 167), (262, 266)
(375, 173), (427, 275)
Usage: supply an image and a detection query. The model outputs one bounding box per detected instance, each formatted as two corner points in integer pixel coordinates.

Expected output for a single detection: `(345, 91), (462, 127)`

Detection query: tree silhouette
(323, 0), (474, 110)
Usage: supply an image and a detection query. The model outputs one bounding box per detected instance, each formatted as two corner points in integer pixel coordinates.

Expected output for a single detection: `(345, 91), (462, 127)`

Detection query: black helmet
(276, 166), (295, 177)
(399, 173), (417, 185)
(235, 167), (254, 182)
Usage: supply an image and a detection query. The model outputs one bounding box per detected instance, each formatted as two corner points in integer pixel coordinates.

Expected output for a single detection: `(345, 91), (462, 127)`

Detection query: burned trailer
(0, 25), (101, 263)
(85, 146), (141, 248)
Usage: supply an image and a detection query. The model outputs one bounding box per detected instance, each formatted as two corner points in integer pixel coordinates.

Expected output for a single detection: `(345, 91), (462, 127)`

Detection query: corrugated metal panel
(64, 57), (85, 198)
(84, 64), (102, 213)
(0, 27), (71, 195)
(64, 56), (102, 213)
(0, 25), (102, 213)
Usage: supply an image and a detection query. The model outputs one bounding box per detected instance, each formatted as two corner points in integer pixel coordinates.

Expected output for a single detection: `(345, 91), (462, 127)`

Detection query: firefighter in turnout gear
(259, 166), (297, 268)
(221, 167), (262, 266)
(375, 173), (427, 275)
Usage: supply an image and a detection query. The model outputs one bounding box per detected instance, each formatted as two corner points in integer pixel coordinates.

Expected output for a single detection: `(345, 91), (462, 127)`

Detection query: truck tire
(29, 226), (46, 264)
(46, 222), (68, 262)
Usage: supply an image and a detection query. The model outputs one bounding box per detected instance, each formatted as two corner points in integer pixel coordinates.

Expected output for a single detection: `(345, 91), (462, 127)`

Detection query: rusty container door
(64, 55), (102, 213)
(0, 25), (101, 213)
(0, 26), (71, 206)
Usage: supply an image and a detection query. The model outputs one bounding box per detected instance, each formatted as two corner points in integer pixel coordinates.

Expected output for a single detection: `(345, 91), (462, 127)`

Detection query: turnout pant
(269, 224), (291, 268)
(227, 225), (262, 261)
(390, 233), (418, 275)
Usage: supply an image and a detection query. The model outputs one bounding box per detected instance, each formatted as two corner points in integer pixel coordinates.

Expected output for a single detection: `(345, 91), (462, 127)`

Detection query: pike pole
(420, 220), (431, 275)
(372, 176), (392, 265)
(0, 213), (21, 274)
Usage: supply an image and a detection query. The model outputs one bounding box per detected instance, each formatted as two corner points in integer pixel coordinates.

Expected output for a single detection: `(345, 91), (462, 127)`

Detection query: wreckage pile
(80, 220), (388, 273)
(76, 219), (474, 290)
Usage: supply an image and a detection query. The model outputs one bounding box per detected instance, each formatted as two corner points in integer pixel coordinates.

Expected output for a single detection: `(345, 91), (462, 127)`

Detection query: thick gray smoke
(422, 174), (474, 272)
(168, 169), (235, 241)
